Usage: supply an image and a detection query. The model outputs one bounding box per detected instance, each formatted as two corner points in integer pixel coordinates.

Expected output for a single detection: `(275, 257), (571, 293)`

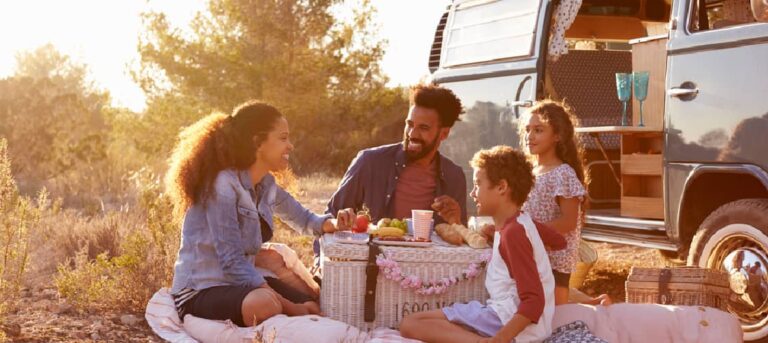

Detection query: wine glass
(616, 73), (632, 126)
(633, 71), (650, 127)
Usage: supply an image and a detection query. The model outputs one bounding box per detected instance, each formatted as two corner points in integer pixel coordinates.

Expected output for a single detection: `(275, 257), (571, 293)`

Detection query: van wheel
(688, 199), (768, 342)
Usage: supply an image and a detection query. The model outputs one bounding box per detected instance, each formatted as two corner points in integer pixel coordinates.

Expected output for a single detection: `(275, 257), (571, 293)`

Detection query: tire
(688, 199), (768, 342)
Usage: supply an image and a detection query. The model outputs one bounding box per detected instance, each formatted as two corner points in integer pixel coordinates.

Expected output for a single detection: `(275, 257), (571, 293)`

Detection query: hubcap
(709, 234), (768, 331)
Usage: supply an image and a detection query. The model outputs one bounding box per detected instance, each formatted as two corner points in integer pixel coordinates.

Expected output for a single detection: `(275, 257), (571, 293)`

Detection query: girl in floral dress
(520, 100), (610, 306)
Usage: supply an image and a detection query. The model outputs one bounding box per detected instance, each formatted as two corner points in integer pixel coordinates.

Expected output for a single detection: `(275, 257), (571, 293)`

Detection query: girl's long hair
(520, 100), (589, 218)
(165, 100), (283, 219)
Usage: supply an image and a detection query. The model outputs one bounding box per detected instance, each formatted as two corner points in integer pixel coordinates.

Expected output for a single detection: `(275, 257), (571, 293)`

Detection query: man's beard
(403, 133), (439, 162)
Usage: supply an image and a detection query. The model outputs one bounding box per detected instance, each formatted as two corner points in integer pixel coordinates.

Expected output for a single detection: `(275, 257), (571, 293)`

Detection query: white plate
(373, 236), (433, 248)
(333, 231), (370, 245)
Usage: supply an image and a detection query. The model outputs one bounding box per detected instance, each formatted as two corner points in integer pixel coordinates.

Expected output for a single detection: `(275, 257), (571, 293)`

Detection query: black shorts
(553, 270), (571, 288)
(179, 277), (314, 327)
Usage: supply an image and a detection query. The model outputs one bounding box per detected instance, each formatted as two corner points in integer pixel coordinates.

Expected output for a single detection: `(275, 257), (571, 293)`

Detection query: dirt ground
(3, 174), (676, 342)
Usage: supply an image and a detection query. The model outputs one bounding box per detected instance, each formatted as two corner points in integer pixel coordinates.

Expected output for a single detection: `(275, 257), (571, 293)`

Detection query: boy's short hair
(410, 84), (463, 128)
(470, 146), (534, 205)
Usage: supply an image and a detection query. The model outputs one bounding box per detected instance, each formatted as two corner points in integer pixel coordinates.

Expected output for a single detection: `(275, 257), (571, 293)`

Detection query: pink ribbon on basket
(375, 252), (492, 295)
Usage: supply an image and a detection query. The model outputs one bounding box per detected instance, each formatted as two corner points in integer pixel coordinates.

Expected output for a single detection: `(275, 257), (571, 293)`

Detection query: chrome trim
(585, 214), (666, 232)
(582, 229), (677, 251)
(509, 100), (533, 107)
(668, 87), (699, 97)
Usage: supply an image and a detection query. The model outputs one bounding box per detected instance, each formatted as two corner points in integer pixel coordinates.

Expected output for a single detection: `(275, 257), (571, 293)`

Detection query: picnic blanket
(145, 244), (743, 342)
(145, 243), (419, 343)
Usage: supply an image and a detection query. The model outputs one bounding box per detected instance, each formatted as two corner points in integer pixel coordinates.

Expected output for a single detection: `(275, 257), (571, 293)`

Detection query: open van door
(430, 0), (552, 214)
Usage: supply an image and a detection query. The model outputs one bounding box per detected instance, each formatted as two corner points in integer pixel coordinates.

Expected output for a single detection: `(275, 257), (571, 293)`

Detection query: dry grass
(273, 172), (341, 267)
(580, 242), (676, 302)
(4, 168), (673, 341)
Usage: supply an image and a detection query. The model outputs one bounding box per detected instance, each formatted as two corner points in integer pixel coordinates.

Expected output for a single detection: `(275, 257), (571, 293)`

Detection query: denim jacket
(171, 169), (331, 293)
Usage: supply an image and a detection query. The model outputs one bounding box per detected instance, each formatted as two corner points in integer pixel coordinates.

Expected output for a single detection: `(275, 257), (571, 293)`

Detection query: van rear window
(442, 0), (542, 67)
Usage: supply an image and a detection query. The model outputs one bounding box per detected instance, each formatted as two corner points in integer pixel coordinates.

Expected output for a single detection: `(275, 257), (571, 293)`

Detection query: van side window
(690, 0), (759, 32)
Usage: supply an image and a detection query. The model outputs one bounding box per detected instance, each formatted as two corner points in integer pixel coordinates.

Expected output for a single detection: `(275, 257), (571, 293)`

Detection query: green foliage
(3, 0), (411, 315)
(54, 169), (179, 312)
(0, 44), (120, 209)
(0, 139), (42, 318)
(136, 0), (408, 173)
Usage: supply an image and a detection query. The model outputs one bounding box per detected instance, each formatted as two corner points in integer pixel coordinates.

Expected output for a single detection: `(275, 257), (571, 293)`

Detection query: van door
(666, 0), (768, 340)
(430, 0), (551, 215)
(666, 0), (768, 169)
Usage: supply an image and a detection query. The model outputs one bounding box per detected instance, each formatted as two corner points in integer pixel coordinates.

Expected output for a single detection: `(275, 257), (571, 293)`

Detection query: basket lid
(320, 234), (490, 263)
(627, 266), (730, 287)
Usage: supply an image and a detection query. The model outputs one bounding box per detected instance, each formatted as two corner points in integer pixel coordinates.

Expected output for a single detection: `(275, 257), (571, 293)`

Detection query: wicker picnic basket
(626, 266), (731, 311)
(320, 234), (490, 330)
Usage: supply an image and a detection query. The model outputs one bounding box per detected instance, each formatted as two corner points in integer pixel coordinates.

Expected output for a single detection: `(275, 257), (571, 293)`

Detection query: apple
(353, 213), (370, 233)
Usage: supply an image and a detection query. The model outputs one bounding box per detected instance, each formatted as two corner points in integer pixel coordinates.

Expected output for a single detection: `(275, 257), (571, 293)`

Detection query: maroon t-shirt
(392, 160), (437, 219)
(497, 215), (566, 322)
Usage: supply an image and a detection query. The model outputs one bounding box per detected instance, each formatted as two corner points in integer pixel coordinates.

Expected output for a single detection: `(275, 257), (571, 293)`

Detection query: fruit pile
(370, 218), (408, 238)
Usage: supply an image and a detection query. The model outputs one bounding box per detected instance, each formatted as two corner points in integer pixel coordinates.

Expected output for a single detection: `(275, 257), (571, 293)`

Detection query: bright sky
(0, 0), (449, 112)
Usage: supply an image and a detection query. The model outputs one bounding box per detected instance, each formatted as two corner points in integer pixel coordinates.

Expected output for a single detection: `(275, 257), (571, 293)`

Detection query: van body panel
(434, 0), (554, 215)
(665, 4), (768, 171)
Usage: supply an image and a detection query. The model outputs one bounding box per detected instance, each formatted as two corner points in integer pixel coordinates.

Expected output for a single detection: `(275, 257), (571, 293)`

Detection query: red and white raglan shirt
(485, 212), (567, 342)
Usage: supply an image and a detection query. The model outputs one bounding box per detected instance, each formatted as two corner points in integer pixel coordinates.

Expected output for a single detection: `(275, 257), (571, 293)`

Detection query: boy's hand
(432, 195), (461, 224)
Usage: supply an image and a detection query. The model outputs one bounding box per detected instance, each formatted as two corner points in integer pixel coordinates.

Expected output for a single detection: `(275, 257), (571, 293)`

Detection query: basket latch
(658, 268), (673, 304)
(364, 239), (381, 322)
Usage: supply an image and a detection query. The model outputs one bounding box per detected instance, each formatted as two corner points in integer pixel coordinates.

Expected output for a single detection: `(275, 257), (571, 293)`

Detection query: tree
(0, 45), (114, 206)
(136, 0), (408, 173)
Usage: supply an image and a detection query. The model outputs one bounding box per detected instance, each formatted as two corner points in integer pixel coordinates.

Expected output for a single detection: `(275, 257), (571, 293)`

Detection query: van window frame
(440, 0), (544, 68)
(685, 0), (763, 35)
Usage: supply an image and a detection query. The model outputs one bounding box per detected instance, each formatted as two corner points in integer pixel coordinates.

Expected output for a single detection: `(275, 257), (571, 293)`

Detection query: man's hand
(335, 208), (356, 231)
(431, 195), (461, 224)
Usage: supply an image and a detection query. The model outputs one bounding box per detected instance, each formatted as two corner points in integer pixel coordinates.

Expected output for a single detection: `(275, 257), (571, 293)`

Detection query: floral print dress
(522, 164), (586, 274)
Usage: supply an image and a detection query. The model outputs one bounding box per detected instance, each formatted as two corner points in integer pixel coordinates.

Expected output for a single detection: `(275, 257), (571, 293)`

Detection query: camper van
(429, 0), (768, 340)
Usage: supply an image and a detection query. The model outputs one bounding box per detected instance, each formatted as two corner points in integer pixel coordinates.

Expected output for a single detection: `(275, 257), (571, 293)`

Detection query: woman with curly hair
(166, 100), (340, 327)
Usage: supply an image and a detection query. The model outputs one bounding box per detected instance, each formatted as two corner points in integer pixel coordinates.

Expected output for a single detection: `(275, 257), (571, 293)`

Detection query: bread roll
(435, 223), (463, 245)
(453, 224), (489, 249)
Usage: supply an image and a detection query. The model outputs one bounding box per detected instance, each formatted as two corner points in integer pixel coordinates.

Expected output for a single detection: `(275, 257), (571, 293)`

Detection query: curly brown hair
(470, 146), (534, 206)
(519, 99), (589, 223)
(165, 101), (283, 219)
(410, 84), (463, 128)
(519, 99), (589, 190)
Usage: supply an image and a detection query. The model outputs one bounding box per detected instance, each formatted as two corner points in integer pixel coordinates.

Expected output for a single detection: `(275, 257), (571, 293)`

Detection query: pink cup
(411, 210), (434, 240)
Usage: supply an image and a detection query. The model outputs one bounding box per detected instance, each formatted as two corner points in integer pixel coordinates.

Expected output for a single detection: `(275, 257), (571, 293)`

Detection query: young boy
(400, 146), (566, 343)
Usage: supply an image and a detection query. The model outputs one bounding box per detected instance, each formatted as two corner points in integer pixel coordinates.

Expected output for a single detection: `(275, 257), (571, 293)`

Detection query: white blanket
(145, 243), (419, 343)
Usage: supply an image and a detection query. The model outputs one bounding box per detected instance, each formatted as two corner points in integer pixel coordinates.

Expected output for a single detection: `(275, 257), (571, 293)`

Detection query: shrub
(0, 139), (42, 321)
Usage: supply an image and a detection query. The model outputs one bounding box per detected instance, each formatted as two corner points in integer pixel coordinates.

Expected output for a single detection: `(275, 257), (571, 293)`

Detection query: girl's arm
(545, 196), (580, 235)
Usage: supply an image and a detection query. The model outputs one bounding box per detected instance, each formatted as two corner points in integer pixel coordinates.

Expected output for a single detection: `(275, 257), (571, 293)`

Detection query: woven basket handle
(364, 239), (381, 322)
(658, 268), (673, 304)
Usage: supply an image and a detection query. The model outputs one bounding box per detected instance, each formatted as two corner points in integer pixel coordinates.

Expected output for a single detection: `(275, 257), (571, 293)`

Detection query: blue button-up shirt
(171, 169), (331, 293)
(326, 143), (468, 224)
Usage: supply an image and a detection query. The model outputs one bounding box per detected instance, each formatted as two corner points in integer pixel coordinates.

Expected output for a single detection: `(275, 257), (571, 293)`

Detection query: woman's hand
(322, 208), (355, 233)
(322, 218), (338, 233)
